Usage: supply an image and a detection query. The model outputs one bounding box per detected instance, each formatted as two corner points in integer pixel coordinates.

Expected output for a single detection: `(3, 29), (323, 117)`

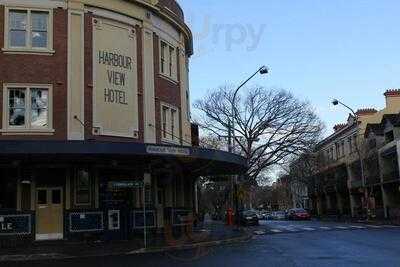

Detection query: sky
(177, 0), (400, 136)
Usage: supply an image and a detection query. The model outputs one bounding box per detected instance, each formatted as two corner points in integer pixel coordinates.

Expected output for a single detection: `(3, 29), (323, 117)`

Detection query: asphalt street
(5, 220), (400, 267)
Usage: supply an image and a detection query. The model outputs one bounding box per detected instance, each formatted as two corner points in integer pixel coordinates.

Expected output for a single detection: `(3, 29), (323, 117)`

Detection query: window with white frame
(159, 40), (177, 80)
(4, 8), (53, 52)
(3, 84), (52, 132)
(161, 104), (180, 143)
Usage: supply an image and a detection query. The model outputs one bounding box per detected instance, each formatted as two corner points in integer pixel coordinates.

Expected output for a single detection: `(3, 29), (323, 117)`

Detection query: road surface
(7, 220), (400, 267)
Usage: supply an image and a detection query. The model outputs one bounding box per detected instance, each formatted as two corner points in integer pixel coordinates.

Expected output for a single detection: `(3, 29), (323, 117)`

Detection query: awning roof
(0, 141), (247, 176)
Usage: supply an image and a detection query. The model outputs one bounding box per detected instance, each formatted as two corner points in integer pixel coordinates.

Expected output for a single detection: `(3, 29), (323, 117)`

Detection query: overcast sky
(178, 0), (400, 136)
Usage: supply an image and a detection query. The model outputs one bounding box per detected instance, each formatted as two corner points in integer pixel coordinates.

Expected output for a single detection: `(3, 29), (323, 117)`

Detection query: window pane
(9, 108), (25, 126)
(9, 89), (25, 108)
(77, 170), (90, 188)
(52, 189), (61, 204)
(31, 12), (48, 31)
(162, 107), (168, 138)
(31, 88), (48, 127)
(32, 31), (47, 48)
(9, 89), (26, 126)
(31, 12), (48, 48)
(9, 10), (27, 47)
(171, 109), (176, 139)
(0, 175), (17, 209)
(9, 10), (27, 30)
(9, 30), (26, 47)
(37, 190), (47, 205)
(76, 169), (90, 204)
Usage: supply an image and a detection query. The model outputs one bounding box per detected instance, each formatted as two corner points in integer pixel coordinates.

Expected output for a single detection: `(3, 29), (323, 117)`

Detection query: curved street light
(229, 66), (269, 153)
(227, 66), (269, 219)
(331, 98), (368, 220)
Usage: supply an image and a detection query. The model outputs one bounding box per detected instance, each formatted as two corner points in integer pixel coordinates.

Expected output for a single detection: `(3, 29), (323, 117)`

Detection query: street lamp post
(228, 66), (269, 222)
(332, 99), (368, 220)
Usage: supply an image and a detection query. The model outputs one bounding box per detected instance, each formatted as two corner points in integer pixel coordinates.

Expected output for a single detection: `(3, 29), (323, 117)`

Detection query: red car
(288, 208), (311, 220)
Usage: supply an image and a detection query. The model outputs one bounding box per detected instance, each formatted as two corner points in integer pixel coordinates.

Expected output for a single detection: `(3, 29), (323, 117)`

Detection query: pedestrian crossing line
(350, 225), (366, 229)
(366, 225), (382, 228)
(319, 227), (331, 230)
(382, 225), (400, 228)
(302, 227), (315, 231)
(270, 229), (283, 233)
(335, 226), (350, 230)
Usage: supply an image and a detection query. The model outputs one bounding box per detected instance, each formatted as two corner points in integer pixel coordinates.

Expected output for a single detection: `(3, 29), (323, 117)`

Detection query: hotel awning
(0, 141), (247, 176)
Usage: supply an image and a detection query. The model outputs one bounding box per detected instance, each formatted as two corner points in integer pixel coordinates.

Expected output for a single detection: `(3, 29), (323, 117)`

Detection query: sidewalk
(0, 221), (251, 262)
(316, 215), (400, 226)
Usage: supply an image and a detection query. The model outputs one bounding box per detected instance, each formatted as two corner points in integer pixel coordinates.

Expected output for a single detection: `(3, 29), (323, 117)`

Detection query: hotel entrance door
(36, 187), (63, 240)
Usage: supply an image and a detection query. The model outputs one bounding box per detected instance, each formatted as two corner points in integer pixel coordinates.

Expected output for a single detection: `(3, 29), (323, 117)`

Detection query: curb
(0, 233), (252, 262)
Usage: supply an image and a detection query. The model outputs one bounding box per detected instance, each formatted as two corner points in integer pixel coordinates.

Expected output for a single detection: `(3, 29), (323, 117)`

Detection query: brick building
(0, 0), (246, 243)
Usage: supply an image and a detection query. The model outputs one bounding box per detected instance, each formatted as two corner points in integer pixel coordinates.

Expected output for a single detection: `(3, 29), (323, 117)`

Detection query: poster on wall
(93, 18), (138, 138)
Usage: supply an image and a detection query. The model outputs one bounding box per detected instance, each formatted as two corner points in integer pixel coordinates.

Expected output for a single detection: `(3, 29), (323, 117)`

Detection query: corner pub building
(0, 0), (246, 244)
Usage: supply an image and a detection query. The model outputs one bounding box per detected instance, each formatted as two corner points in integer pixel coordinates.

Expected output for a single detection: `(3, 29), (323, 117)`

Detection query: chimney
(384, 89), (400, 108)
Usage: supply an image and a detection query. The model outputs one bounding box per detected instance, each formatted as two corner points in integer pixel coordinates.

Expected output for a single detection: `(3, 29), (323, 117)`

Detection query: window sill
(158, 73), (179, 84)
(0, 129), (55, 136)
(2, 48), (55, 56)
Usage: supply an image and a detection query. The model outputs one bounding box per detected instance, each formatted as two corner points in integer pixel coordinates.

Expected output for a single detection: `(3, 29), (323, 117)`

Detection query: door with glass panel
(36, 188), (63, 240)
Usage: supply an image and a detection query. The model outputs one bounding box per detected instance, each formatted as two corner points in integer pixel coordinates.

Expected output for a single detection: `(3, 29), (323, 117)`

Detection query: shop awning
(0, 141), (247, 176)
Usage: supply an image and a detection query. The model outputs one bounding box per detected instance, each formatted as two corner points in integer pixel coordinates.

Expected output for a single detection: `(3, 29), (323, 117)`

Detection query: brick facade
(0, 4), (187, 145)
(0, 7), (68, 140)
(153, 34), (182, 144)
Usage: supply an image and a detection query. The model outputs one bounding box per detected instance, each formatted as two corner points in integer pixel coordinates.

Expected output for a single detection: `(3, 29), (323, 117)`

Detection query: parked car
(255, 210), (264, 220)
(239, 210), (259, 226)
(288, 208), (311, 220)
(259, 210), (272, 220)
(272, 211), (287, 220)
(264, 212), (273, 220)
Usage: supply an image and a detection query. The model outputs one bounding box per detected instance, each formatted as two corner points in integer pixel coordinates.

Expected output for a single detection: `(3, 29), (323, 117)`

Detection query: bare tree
(195, 86), (324, 185)
(280, 152), (323, 208)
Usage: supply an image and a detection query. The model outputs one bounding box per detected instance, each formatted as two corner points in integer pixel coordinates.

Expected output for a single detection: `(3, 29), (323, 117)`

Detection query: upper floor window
(159, 40), (177, 80)
(160, 103), (180, 143)
(2, 84), (53, 133)
(4, 8), (53, 53)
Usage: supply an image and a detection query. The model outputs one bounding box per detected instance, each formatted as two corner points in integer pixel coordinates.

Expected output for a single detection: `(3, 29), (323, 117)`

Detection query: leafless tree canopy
(195, 86), (324, 185)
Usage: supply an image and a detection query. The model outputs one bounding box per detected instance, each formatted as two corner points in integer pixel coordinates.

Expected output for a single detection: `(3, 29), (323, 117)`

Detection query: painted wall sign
(0, 214), (31, 236)
(93, 19), (138, 138)
(69, 212), (104, 233)
(146, 145), (190, 156)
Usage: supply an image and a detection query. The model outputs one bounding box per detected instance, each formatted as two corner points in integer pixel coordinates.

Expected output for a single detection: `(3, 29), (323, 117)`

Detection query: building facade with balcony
(0, 0), (247, 244)
(364, 113), (400, 220)
(309, 90), (400, 219)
